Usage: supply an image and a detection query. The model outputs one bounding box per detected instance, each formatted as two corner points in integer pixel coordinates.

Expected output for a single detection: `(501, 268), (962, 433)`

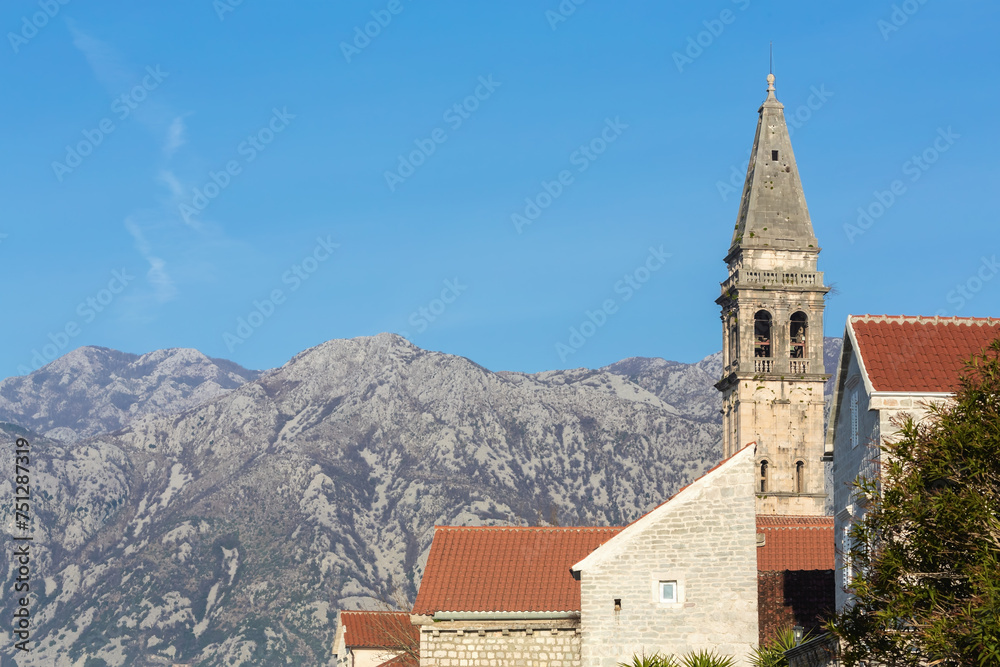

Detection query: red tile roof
(412, 526), (622, 615)
(850, 315), (1000, 393)
(756, 515), (834, 572)
(339, 611), (418, 649)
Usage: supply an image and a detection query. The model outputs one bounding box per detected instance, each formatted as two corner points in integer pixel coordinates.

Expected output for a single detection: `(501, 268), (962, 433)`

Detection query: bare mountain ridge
(0, 346), (261, 442)
(0, 335), (840, 665)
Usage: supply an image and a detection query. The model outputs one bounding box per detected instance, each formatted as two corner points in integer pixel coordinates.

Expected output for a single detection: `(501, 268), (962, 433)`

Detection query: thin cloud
(164, 115), (188, 157)
(125, 217), (178, 302)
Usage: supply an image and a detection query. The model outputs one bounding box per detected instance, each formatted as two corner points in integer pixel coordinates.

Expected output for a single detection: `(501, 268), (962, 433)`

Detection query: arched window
(795, 460), (805, 494)
(759, 460), (769, 493)
(790, 312), (807, 358)
(754, 311), (772, 358)
(729, 320), (739, 363)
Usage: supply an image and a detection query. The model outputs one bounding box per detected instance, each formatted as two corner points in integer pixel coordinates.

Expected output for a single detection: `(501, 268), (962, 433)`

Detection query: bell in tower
(715, 73), (831, 516)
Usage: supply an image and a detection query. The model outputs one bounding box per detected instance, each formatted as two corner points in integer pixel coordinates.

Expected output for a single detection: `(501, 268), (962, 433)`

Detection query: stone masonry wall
(419, 620), (581, 667)
(577, 447), (759, 667)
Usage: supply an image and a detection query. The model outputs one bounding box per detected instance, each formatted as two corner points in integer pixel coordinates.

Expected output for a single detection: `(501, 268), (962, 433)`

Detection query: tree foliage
(829, 338), (1000, 666)
(748, 626), (810, 667)
(618, 649), (736, 667)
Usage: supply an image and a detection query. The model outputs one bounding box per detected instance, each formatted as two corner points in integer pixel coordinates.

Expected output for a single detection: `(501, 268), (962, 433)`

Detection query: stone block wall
(418, 620), (581, 667)
(576, 447), (759, 667)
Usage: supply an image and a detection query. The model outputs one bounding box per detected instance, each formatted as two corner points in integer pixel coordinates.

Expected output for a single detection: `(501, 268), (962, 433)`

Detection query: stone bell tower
(715, 74), (830, 516)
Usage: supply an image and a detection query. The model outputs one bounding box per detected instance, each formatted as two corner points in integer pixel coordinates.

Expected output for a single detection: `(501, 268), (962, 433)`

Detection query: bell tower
(716, 74), (830, 516)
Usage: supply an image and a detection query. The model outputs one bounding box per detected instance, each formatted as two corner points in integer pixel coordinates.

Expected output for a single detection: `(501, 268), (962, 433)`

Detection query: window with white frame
(850, 389), (859, 449)
(658, 580), (677, 604)
(842, 524), (854, 587)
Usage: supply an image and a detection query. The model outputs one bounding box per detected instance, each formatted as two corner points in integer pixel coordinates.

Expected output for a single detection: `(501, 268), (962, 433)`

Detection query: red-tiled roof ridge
(339, 610), (418, 649)
(756, 514), (834, 572)
(847, 315), (1000, 393)
(851, 314), (999, 326)
(757, 515), (834, 527)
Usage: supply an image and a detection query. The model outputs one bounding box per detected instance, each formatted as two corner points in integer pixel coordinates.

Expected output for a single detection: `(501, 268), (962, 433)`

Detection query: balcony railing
(754, 359), (773, 373)
(789, 360), (809, 374)
(721, 270), (823, 293)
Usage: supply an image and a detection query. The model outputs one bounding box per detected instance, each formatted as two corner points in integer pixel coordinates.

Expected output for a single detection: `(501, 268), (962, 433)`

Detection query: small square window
(771, 150), (779, 161)
(658, 581), (677, 604)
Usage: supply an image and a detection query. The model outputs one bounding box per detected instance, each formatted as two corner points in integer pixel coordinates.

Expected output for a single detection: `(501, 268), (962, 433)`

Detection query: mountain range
(0, 335), (841, 666)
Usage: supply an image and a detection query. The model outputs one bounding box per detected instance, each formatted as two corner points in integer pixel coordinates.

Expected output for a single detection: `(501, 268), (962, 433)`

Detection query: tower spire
(728, 72), (817, 258)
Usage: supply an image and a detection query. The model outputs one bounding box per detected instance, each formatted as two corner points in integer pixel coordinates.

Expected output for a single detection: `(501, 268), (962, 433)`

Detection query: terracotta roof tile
(850, 315), (1000, 393)
(757, 515), (834, 571)
(412, 526), (622, 615)
(339, 611), (418, 649)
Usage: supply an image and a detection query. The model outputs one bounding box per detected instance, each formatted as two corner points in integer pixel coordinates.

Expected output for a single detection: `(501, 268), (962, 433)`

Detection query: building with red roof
(410, 525), (621, 665)
(333, 610), (419, 667)
(827, 315), (1000, 611)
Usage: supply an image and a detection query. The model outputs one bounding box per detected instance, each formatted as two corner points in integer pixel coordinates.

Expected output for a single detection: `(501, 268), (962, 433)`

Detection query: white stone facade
(572, 446), (759, 666)
(418, 620), (581, 667)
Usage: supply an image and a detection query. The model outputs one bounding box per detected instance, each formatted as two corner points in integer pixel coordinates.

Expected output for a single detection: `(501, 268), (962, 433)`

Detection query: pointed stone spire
(729, 74), (817, 254)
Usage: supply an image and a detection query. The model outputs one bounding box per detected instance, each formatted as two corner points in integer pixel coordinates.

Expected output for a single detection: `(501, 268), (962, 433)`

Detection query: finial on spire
(767, 73), (775, 92)
(769, 41), (773, 75)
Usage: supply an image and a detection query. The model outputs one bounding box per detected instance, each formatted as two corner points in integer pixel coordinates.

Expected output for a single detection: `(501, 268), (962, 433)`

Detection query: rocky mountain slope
(0, 347), (259, 443)
(0, 336), (841, 666)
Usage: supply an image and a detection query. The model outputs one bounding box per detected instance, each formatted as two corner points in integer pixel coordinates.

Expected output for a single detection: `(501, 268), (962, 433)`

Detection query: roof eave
(431, 611), (580, 621)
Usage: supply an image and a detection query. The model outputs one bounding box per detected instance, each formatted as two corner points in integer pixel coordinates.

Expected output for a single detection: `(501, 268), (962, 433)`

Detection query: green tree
(829, 338), (1000, 666)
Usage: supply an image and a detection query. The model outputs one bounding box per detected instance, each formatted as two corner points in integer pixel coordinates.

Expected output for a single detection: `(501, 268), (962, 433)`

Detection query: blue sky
(3, 0), (998, 378)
